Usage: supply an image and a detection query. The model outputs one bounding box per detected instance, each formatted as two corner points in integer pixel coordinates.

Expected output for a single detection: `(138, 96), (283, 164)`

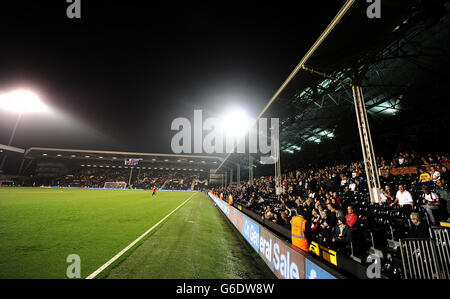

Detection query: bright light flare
(0, 90), (48, 113)
(221, 109), (254, 138)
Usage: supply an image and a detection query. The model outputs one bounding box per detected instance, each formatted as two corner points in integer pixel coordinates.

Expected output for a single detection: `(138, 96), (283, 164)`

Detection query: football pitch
(0, 188), (274, 279)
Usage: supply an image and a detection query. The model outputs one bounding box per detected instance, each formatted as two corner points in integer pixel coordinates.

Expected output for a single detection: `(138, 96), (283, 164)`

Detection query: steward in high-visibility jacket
(228, 194), (233, 205)
(291, 215), (309, 252)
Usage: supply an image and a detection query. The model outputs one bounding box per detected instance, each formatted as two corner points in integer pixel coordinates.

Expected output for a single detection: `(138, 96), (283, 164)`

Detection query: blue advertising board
(242, 215), (260, 252)
(207, 192), (342, 279)
(305, 258), (337, 279)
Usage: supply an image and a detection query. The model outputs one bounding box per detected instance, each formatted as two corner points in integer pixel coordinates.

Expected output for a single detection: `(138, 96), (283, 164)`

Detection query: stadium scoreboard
(124, 158), (141, 166)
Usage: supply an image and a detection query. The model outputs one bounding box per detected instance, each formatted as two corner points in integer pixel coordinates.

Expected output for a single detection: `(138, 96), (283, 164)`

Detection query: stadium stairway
(190, 179), (197, 191)
(161, 179), (169, 189)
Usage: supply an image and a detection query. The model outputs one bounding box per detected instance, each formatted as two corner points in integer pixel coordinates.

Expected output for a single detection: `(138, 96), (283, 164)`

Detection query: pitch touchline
(86, 192), (198, 279)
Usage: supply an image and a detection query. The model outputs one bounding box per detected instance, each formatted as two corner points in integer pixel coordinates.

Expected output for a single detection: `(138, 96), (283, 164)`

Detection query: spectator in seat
(331, 216), (352, 252)
(336, 205), (345, 218)
(281, 211), (291, 230)
(340, 175), (348, 187)
(324, 193), (332, 204)
(407, 212), (429, 238)
(257, 196), (265, 204)
(310, 209), (321, 239)
(393, 184), (414, 207)
(246, 197), (254, 209)
(341, 185), (354, 208)
(317, 210), (333, 245)
(379, 187), (389, 205)
(426, 154), (436, 164)
(331, 173), (340, 192)
(328, 203), (344, 219)
(377, 186), (389, 204)
(416, 167), (432, 185)
(382, 185), (394, 205)
(345, 205), (358, 231)
(421, 186), (440, 224)
(317, 203), (326, 215)
(272, 213), (283, 225)
(262, 206), (274, 221)
(440, 166), (450, 185)
(304, 198), (314, 220)
(430, 166), (441, 183)
(435, 180), (450, 221)
(331, 191), (341, 206)
(348, 179), (357, 192)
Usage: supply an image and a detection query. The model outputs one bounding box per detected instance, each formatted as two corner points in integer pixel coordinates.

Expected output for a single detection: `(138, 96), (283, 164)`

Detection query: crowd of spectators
(54, 168), (208, 190)
(377, 151), (449, 170)
(211, 151), (450, 257)
(55, 168), (128, 188)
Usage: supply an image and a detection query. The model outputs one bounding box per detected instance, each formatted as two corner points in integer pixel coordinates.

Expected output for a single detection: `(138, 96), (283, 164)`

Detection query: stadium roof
(24, 147), (223, 167)
(274, 0), (450, 154)
(0, 146), (227, 174)
(218, 0), (450, 173)
(0, 143), (24, 154)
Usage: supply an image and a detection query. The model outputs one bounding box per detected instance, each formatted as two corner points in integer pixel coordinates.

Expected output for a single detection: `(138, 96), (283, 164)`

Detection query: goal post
(104, 181), (127, 189)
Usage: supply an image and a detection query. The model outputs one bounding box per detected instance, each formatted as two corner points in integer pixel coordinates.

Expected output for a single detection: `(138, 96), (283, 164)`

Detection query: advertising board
(242, 214), (260, 252)
(207, 192), (340, 279)
(258, 226), (305, 279)
(305, 258), (337, 279)
(228, 206), (244, 233)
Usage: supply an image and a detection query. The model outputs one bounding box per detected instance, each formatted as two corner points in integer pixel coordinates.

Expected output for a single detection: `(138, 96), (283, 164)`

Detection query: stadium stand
(5, 147), (219, 190)
(210, 151), (450, 279)
(52, 168), (208, 190)
(51, 168), (209, 190)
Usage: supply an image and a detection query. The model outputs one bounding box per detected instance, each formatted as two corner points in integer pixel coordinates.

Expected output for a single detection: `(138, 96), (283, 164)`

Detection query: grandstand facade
(1, 146), (228, 190)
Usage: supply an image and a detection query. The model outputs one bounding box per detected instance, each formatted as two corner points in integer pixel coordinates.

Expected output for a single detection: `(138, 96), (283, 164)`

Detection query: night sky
(0, 0), (347, 153)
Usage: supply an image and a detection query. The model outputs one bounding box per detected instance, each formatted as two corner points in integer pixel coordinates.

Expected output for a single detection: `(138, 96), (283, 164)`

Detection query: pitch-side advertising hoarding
(208, 192), (338, 279)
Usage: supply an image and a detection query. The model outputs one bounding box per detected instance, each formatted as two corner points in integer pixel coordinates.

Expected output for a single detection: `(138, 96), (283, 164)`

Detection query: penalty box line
(86, 192), (198, 279)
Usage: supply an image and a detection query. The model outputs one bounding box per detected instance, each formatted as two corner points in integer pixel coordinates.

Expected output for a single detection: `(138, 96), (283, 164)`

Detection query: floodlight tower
(0, 89), (48, 171)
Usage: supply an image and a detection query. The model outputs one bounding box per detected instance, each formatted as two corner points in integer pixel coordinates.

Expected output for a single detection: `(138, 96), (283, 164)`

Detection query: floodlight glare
(0, 90), (48, 113)
(221, 109), (253, 138)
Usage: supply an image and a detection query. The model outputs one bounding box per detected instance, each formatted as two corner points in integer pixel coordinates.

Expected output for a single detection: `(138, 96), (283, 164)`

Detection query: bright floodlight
(221, 109), (253, 138)
(0, 90), (48, 113)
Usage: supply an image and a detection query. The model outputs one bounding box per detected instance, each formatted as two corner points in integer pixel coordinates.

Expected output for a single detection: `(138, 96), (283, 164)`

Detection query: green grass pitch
(0, 187), (274, 279)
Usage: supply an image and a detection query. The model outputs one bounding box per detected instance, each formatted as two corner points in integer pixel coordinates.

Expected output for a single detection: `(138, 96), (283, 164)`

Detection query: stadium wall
(208, 192), (345, 279)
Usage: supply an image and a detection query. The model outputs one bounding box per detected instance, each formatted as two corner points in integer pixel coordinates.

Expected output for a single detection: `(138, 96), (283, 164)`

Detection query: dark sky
(0, 0), (347, 153)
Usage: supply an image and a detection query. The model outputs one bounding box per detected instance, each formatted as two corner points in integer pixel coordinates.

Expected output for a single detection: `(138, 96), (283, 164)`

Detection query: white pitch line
(86, 192), (198, 279)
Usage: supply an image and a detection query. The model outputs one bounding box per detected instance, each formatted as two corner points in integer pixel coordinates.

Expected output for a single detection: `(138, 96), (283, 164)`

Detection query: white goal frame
(104, 181), (127, 189)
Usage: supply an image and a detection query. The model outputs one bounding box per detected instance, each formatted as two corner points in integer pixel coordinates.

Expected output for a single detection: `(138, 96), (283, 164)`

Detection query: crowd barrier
(380, 163), (450, 176)
(308, 241), (376, 279)
(208, 192), (344, 279)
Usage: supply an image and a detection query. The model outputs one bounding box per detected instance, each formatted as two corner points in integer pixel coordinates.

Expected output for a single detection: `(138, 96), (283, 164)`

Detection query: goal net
(104, 182), (127, 189)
